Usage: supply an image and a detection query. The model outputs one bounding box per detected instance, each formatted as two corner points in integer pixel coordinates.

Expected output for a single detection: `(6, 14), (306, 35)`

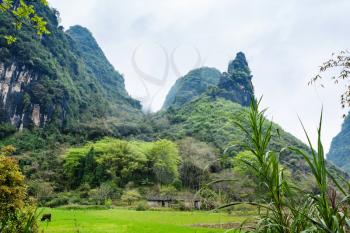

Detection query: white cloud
(48, 0), (349, 152)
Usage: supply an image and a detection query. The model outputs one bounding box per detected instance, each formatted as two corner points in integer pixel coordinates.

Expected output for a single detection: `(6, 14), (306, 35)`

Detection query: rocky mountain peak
(228, 52), (250, 75)
(162, 52), (255, 109)
(216, 52), (254, 106)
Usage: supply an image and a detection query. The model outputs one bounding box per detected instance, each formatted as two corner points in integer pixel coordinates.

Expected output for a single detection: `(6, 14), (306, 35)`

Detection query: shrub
(135, 201), (149, 211)
(160, 186), (178, 196)
(172, 179), (182, 190)
(174, 202), (191, 211)
(198, 187), (219, 210)
(121, 190), (141, 205)
(57, 204), (109, 210)
(0, 123), (16, 139)
(104, 199), (112, 208)
(0, 151), (38, 232)
(45, 196), (69, 208)
(27, 181), (54, 205)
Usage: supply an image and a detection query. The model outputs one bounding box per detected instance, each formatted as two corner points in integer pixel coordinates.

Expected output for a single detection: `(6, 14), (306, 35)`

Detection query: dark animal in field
(41, 213), (51, 222)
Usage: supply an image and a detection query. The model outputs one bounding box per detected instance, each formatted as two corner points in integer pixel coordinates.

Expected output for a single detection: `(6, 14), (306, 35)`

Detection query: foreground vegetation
(38, 208), (248, 233)
(228, 99), (350, 232)
(0, 146), (38, 232)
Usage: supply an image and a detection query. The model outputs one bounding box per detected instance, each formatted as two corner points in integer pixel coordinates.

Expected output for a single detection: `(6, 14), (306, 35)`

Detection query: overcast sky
(49, 0), (349, 153)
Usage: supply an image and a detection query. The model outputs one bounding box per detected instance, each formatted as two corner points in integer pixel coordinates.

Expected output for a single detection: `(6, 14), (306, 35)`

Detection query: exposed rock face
(216, 52), (254, 106)
(0, 63), (50, 129)
(31, 104), (41, 127)
(0, 5), (143, 134)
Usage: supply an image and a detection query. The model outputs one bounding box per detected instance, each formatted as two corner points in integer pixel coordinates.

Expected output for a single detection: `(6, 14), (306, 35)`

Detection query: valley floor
(39, 208), (251, 233)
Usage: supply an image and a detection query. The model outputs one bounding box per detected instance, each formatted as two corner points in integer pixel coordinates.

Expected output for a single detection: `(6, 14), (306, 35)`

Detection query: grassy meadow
(39, 208), (251, 233)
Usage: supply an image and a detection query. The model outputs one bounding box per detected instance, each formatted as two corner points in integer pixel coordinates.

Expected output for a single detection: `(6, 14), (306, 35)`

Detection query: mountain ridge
(162, 67), (221, 109)
(0, 5), (143, 135)
(162, 52), (254, 110)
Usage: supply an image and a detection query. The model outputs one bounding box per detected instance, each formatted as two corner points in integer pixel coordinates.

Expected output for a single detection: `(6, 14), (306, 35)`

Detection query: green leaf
(4, 35), (16, 44)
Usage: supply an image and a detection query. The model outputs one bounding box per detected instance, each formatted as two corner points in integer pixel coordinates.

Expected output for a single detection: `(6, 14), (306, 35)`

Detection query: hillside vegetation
(0, 2), (143, 136)
(0, 4), (348, 233)
(327, 113), (350, 173)
(153, 96), (312, 176)
(163, 67), (221, 109)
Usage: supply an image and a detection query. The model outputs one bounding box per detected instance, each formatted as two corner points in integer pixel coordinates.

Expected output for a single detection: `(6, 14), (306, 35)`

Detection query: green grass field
(39, 208), (250, 233)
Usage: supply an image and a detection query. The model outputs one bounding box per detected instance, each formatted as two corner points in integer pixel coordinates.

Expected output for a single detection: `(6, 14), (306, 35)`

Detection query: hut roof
(147, 196), (173, 201)
(147, 195), (200, 202)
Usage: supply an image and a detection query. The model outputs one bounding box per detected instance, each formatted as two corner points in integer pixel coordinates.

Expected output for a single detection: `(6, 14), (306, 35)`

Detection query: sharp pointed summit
(162, 52), (255, 109)
(216, 52), (254, 106)
(228, 52), (250, 75)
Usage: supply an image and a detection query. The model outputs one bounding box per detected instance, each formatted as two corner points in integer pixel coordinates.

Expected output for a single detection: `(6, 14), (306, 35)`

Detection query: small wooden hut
(147, 195), (201, 209)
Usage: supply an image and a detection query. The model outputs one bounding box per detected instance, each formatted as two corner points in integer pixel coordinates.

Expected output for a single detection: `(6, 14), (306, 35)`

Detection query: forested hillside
(0, 0), (345, 215)
(328, 113), (350, 173)
(162, 67), (221, 109)
(153, 96), (314, 176)
(151, 53), (343, 180)
(66, 26), (141, 110)
(0, 2), (143, 136)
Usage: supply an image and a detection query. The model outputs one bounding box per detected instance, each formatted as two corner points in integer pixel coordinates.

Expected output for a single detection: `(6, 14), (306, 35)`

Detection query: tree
(63, 138), (180, 188)
(94, 141), (148, 186)
(89, 183), (115, 205)
(0, 147), (38, 232)
(177, 138), (217, 190)
(311, 50), (350, 112)
(27, 180), (53, 205)
(180, 161), (209, 190)
(63, 138), (149, 188)
(82, 148), (98, 186)
(177, 137), (218, 169)
(121, 190), (141, 205)
(232, 150), (258, 177)
(148, 140), (180, 185)
(198, 187), (218, 210)
(0, 0), (50, 44)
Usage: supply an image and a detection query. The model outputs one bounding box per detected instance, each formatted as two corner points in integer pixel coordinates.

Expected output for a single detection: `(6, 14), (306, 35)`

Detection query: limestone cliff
(0, 63), (49, 129)
(0, 4), (143, 133)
